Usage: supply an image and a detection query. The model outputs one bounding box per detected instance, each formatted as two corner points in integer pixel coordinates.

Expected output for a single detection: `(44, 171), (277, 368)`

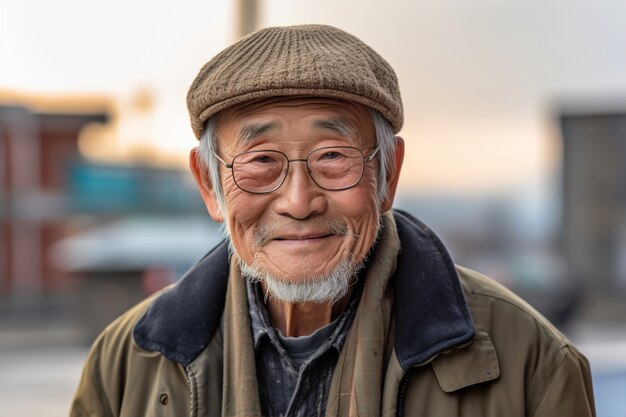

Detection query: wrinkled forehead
(214, 96), (375, 145)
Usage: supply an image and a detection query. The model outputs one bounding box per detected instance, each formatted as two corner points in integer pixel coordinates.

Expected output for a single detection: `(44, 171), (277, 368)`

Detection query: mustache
(254, 218), (349, 246)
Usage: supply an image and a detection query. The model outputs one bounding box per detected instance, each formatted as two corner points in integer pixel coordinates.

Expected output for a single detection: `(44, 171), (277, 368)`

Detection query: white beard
(239, 256), (363, 304)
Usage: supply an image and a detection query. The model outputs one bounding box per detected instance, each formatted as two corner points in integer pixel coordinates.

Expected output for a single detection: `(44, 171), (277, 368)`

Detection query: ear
(189, 148), (225, 223)
(381, 136), (405, 212)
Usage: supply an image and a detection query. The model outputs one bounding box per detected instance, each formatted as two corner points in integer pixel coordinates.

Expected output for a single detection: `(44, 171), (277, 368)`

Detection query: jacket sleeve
(532, 346), (596, 417)
(70, 335), (116, 417)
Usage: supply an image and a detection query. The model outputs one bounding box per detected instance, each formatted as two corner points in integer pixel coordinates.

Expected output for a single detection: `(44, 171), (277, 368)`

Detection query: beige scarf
(222, 212), (400, 417)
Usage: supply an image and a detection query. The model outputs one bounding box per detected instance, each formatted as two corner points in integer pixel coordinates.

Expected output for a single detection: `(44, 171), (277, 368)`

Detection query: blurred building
(560, 110), (626, 320)
(0, 96), (222, 335)
(0, 103), (108, 301)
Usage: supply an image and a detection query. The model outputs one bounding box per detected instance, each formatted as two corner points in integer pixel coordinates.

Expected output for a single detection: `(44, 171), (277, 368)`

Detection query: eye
(252, 154), (276, 163)
(319, 151), (343, 160)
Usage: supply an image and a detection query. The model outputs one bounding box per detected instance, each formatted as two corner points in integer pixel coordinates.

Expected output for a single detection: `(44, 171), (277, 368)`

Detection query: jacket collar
(392, 210), (475, 370)
(133, 209), (476, 369)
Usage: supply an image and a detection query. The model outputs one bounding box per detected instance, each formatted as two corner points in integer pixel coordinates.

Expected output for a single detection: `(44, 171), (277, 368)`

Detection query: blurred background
(1, 0), (626, 415)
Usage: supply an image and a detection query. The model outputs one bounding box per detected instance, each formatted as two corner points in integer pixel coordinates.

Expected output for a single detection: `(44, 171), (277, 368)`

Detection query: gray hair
(196, 108), (397, 218)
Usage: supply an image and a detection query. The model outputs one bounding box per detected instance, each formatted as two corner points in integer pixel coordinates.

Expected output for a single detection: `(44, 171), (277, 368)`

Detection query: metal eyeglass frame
(212, 145), (380, 194)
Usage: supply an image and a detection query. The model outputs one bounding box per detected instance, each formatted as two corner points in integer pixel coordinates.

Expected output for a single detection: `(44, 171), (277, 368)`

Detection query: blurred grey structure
(236, 0), (260, 38)
(560, 110), (626, 322)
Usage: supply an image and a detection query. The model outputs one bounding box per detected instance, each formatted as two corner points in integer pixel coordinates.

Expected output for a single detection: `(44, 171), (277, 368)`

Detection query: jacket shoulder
(456, 266), (593, 415)
(457, 265), (570, 346)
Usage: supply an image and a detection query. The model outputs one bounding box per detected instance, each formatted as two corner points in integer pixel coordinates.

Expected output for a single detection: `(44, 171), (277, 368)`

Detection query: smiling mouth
(274, 234), (333, 242)
(255, 219), (349, 247)
(269, 233), (344, 248)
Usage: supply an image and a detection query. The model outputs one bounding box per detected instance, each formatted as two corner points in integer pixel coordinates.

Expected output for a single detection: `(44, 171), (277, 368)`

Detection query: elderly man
(71, 25), (595, 417)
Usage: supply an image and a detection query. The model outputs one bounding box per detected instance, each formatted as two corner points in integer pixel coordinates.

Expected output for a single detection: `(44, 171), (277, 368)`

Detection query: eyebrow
(313, 118), (356, 138)
(239, 122), (279, 142)
(238, 117), (356, 143)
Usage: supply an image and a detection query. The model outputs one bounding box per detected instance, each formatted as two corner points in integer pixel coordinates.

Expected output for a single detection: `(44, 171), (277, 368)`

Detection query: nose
(273, 160), (327, 220)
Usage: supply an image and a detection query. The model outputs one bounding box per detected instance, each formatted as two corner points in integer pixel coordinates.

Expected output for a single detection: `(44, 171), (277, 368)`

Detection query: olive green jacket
(70, 210), (595, 417)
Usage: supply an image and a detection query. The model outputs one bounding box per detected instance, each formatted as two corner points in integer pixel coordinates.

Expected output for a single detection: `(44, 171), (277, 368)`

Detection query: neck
(262, 283), (353, 337)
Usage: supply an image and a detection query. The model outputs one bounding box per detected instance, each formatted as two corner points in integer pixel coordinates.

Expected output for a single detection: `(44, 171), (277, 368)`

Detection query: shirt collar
(245, 276), (364, 351)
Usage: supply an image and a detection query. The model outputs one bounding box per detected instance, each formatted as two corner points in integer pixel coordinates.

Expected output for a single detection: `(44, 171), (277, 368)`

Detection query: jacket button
(160, 393), (169, 405)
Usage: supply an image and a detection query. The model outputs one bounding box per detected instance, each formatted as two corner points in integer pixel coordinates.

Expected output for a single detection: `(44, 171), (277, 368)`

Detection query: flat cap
(187, 24), (403, 139)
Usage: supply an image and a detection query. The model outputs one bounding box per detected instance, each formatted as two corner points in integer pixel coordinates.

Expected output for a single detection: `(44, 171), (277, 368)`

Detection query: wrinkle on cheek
(350, 211), (380, 262)
(223, 190), (275, 265)
(364, 178), (378, 203)
(222, 180), (239, 202)
(229, 217), (256, 261)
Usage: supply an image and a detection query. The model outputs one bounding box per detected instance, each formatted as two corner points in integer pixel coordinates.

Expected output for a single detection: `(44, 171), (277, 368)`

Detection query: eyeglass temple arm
(212, 151), (233, 169)
(364, 146), (380, 162)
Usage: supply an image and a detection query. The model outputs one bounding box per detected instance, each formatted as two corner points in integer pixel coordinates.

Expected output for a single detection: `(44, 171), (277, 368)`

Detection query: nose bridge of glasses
(284, 157), (314, 184)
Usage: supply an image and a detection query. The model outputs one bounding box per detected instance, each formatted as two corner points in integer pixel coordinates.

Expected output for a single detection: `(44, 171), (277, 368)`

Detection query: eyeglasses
(213, 145), (379, 194)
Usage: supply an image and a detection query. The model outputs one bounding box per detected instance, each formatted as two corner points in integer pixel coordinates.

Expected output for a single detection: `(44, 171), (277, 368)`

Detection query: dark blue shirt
(246, 280), (362, 417)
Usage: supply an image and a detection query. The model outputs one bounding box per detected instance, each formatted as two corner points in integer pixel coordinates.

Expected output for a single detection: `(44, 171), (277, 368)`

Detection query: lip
(273, 232), (332, 241)
(268, 233), (339, 248)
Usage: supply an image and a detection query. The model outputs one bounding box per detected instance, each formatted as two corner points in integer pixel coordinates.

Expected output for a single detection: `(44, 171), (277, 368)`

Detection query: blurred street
(0, 346), (87, 417)
(0, 306), (87, 417)
(569, 322), (626, 417)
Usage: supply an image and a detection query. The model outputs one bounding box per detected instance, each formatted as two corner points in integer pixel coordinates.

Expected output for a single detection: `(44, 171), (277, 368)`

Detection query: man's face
(198, 97), (397, 285)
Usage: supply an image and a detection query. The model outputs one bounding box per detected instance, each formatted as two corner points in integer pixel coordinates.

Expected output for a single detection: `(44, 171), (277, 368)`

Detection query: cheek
(336, 177), (381, 257)
(222, 177), (261, 223)
(349, 203), (380, 249)
(349, 168), (380, 219)
(222, 185), (273, 260)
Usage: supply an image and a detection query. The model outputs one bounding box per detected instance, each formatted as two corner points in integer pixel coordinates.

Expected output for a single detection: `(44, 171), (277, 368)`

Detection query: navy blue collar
(133, 209), (475, 369)
(392, 210), (475, 369)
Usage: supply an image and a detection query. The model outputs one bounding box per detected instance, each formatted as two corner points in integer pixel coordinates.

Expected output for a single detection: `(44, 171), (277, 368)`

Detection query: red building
(0, 98), (109, 300)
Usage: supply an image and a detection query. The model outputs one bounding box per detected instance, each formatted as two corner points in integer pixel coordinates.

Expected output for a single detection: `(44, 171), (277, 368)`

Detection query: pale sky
(2, 0), (626, 195)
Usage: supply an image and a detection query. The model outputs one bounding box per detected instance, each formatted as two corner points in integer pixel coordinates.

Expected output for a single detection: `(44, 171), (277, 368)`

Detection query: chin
(239, 256), (363, 304)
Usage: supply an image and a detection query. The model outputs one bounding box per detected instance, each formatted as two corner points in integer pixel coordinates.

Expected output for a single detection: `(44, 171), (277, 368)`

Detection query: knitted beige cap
(187, 24), (403, 139)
